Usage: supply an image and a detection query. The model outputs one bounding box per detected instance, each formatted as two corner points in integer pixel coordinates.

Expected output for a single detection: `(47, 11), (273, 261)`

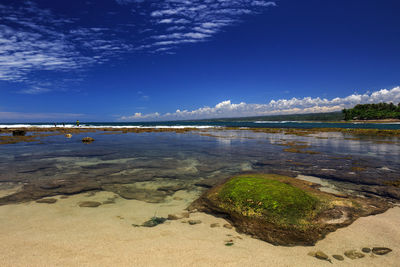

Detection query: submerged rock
(12, 130), (26, 136)
(79, 201), (101, 207)
(372, 247), (392, 255)
(189, 173), (390, 246)
(36, 198), (57, 204)
(82, 137), (95, 143)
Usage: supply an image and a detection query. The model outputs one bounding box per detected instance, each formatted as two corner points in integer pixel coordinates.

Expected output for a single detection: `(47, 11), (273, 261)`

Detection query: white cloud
(124, 0), (277, 52)
(0, 2), (132, 86)
(119, 86), (400, 121)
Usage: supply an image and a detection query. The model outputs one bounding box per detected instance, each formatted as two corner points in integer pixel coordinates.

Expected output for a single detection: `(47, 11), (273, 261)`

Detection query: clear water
(1, 129), (399, 204)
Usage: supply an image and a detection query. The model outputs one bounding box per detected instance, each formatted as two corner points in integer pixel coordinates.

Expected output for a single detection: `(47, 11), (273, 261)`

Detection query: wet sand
(0, 191), (398, 266)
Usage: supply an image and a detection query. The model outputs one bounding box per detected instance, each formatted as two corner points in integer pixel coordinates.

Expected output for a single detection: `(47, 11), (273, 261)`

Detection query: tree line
(342, 103), (400, 120)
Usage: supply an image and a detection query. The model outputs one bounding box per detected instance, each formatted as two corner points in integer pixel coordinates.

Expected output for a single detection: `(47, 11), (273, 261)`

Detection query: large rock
(189, 174), (390, 246)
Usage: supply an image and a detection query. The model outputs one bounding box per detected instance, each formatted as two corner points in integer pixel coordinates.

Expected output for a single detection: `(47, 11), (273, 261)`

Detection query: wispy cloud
(119, 86), (400, 121)
(123, 0), (277, 52)
(1, 1), (276, 89)
(0, 2), (132, 88)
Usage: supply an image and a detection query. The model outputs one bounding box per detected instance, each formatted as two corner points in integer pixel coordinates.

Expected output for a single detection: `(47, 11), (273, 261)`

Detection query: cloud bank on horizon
(120, 86), (400, 121)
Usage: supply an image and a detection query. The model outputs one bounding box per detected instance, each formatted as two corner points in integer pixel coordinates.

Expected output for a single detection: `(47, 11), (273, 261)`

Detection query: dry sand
(0, 191), (398, 267)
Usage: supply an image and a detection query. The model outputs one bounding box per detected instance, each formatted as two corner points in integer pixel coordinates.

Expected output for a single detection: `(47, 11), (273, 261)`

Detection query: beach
(0, 126), (399, 266)
(0, 191), (398, 266)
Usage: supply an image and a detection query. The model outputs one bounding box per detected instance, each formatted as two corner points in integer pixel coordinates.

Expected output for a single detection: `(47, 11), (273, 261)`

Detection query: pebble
(362, 247), (371, 253)
(168, 212), (190, 220)
(188, 220), (202, 225)
(210, 223), (220, 228)
(79, 201), (102, 207)
(36, 198), (57, 204)
(314, 251), (331, 262)
(168, 214), (180, 220)
(332, 255), (344, 261)
(372, 247), (392, 255)
(142, 217), (167, 227)
(223, 223), (233, 229)
(344, 250), (365, 260)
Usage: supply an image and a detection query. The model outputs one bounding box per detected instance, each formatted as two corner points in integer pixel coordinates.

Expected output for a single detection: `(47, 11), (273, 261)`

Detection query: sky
(0, 0), (400, 122)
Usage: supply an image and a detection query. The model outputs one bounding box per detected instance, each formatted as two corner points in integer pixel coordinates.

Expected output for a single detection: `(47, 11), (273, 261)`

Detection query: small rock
(225, 242), (234, 246)
(223, 223), (233, 229)
(210, 223), (220, 228)
(167, 211), (190, 220)
(332, 255), (344, 261)
(344, 250), (365, 259)
(79, 201), (101, 207)
(314, 251), (331, 262)
(188, 220), (202, 225)
(36, 198), (57, 204)
(362, 247), (371, 253)
(372, 247), (392, 255)
(65, 134), (72, 138)
(168, 214), (180, 220)
(82, 137), (95, 143)
(142, 217), (167, 227)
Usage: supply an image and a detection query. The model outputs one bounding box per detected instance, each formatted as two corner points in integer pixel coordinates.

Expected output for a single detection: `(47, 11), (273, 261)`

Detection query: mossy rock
(217, 175), (319, 226)
(189, 174), (390, 246)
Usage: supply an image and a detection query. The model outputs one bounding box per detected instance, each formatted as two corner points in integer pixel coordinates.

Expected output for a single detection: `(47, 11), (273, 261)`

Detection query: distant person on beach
(76, 120), (80, 127)
(54, 123), (57, 127)
(62, 123), (65, 127)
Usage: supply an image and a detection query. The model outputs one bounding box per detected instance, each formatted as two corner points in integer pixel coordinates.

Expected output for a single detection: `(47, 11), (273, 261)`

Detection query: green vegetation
(217, 174), (319, 225)
(343, 103), (400, 121)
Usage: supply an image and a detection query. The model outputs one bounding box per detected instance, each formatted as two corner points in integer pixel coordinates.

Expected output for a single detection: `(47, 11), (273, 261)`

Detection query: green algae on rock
(189, 174), (390, 246)
(217, 175), (319, 226)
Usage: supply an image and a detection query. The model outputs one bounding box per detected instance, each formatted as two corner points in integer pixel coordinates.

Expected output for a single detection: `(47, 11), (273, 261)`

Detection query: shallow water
(1, 129), (400, 207)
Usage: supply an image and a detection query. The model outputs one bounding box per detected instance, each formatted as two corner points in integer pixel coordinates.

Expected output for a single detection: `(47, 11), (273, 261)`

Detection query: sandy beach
(0, 191), (398, 267)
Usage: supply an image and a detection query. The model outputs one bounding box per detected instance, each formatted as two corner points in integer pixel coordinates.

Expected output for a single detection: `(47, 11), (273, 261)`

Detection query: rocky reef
(189, 174), (391, 246)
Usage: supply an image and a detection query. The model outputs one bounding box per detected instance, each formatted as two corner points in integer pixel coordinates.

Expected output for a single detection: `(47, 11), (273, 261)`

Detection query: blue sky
(1, 0), (400, 122)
